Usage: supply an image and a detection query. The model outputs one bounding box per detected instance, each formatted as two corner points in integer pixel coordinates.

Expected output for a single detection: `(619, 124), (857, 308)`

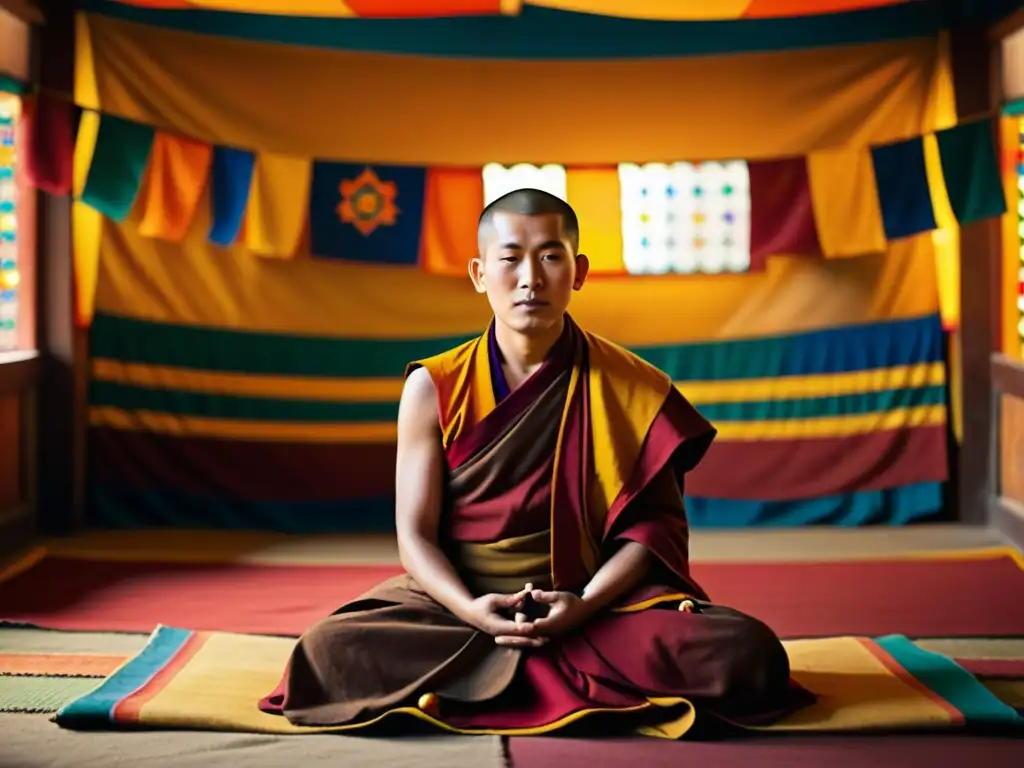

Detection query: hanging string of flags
(6, 88), (1009, 277)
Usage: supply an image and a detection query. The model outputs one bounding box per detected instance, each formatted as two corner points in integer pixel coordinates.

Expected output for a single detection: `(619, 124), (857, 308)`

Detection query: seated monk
(259, 188), (812, 737)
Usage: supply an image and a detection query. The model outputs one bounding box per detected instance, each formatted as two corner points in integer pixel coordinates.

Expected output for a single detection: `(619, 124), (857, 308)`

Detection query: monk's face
(471, 212), (589, 335)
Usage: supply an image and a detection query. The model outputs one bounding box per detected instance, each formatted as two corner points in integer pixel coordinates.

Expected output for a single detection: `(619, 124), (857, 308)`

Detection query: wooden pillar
(33, 0), (79, 535)
(952, 24), (1002, 524)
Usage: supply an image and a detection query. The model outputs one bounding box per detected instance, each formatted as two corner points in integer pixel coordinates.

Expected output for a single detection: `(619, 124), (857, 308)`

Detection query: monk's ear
(468, 257), (487, 294)
(573, 253), (590, 291)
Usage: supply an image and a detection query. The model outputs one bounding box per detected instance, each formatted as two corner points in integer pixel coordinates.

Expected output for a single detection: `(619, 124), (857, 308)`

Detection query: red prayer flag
(21, 95), (74, 195)
(748, 157), (821, 271)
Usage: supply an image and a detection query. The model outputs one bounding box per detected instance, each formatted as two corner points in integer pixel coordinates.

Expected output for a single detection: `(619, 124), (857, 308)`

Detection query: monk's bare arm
(394, 367), (478, 620)
(579, 541), (651, 614)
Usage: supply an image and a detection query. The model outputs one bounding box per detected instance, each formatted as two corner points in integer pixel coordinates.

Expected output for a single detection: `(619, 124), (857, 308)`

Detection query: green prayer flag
(1004, 97), (1024, 117)
(80, 114), (155, 222)
(935, 118), (1006, 225)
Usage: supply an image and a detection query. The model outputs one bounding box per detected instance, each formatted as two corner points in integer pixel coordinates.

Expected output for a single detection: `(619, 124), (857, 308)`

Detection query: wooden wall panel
(999, 394), (1024, 505)
(0, 393), (19, 508)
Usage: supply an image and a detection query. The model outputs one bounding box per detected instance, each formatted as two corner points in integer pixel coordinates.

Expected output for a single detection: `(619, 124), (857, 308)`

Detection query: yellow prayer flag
(137, 132), (213, 243)
(243, 152), (311, 259)
(566, 167), (624, 274)
(807, 148), (887, 258)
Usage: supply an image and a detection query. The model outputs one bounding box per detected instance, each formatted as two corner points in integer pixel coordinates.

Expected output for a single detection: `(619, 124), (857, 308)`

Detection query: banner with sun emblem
(309, 162), (427, 265)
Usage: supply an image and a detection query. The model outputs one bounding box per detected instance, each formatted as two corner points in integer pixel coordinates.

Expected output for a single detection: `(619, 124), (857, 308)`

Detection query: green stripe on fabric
(90, 313), (944, 381)
(875, 635), (1024, 728)
(0, 675), (100, 714)
(696, 384), (946, 422)
(0, 74), (30, 95)
(89, 380), (399, 422)
(90, 313), (473, 378)
(80, 114), (155, 222)
(80, 0), (946, 60)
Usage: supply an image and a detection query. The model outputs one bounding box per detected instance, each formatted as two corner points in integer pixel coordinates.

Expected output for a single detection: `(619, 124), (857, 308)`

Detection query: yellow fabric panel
(90, 360), (944, 410)
(137, 131), (212, 242)
(680, 362), (945, 404)
(566, 167), (624, 274)
(94, 188), (941, 343)
(76, 12), (953, 165)
(73, 110), (103, 327)
(1001, 116), (1021, 358)
(807, 148), (887, 258)
(419, 168), (482, 277)
(242, 153), (311, 258)
(88, 403), (944, 444)
(922, 132), (959, 330)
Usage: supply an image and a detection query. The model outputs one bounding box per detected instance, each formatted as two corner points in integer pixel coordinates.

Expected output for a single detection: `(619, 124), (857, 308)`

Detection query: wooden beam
(0, 0), (44, 25)
(992, 353), (1024, 399)
(989, 6), (1024, 42)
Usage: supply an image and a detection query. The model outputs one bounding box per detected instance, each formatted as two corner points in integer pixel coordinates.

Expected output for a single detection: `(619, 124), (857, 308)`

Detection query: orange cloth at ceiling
(75, 13), (954, 166)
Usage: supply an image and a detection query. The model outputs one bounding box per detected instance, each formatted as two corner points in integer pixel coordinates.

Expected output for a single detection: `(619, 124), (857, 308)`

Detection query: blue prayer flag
(870, 137), (936, 240)
(208, 146), (256, 247)
(309, 162), (427, 265)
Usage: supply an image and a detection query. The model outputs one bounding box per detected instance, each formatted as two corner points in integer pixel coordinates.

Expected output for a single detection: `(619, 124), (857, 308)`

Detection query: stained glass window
(482, 163), (567, 207)
(0, 94), (18, 351)
(618, 161), (751, 275)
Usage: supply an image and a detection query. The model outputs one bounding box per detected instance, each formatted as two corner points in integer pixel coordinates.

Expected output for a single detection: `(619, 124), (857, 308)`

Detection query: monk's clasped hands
(490, 584), (595, 647)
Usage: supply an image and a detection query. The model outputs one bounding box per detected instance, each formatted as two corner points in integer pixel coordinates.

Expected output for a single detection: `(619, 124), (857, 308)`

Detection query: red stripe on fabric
(686, 425), (948, 501)
(343, 0), (503, 16)
(88, 427), (396, 500)
(856, 637), (965, 726)
(748, 157), (822, 270)
(112, 631), (210, 723)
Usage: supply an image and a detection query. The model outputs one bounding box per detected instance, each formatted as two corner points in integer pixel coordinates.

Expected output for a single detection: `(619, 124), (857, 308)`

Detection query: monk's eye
(542, 253), (562, 261)
(501, 256), (518, 263)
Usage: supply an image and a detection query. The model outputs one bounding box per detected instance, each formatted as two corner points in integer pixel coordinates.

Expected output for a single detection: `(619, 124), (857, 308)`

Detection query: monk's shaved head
(477, 188), (580, 254)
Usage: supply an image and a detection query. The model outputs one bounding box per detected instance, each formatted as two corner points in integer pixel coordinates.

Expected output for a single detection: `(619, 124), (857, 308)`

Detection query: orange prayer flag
(137, 131), (213, 243)
(419, 167), (483, 277)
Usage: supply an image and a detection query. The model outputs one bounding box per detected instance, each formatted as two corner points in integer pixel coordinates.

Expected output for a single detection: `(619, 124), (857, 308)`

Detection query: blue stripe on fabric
(88, 484), (397, 534)
(874, 635), (1024, 728)
(638, 314), (944, 382)
(684, 482), (943, 528)
(55, 626), (193, 728)
(81, 0), (945, 60)
(208, 146), (255, 247)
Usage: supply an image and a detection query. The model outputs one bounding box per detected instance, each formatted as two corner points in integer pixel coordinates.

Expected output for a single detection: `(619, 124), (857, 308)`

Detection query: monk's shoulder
(404, 337), (478, 384)
(583, 330), (673, 391)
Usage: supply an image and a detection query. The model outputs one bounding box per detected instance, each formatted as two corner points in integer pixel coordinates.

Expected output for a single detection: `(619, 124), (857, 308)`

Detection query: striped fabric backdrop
(86, 311), (948, 531)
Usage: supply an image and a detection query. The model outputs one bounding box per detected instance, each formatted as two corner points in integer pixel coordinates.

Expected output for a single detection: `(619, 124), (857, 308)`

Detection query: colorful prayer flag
(935, 118), (1006, 224)
(137, 131), (213, 243)
(566, 166), (625, 274)
(309, 162), (427, 265)
(807, 148), (886, 258)
(208, 146), (255, 247)
(748, 157), (821, 270)
(870, 136), (936, 239)
(21, 94), (75, 195)
(243, 152), (311, 258)
(79, 114), (155, 222)
(419, 167), (482, 277)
